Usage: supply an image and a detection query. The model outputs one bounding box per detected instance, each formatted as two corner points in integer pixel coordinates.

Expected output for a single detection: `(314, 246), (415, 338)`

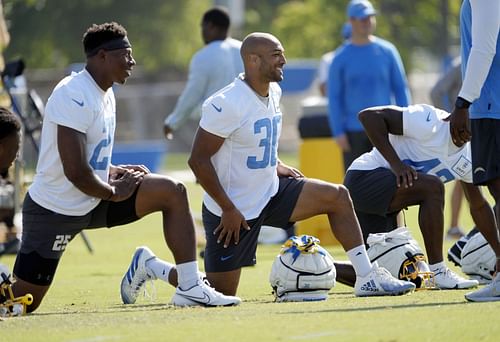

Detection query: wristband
(455, 97), (471, 109)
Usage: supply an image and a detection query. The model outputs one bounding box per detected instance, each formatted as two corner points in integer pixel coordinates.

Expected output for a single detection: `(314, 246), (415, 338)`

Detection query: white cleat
(354, 264), (416, 297)
(465, 273), (500, 302)
(120, 246), (157, 304)
(433, 267), (478, 289)
(171, 279), (241, 307)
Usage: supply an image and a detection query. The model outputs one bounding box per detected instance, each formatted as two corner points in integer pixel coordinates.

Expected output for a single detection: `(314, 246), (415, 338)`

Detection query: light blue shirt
(460, 0), (500, 120)
(327, 37), (411, 137)
(164, 38), (243, 130)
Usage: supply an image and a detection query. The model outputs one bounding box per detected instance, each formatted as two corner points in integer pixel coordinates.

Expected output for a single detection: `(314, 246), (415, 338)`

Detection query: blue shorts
(203, 177), (305, 272)
(470, 119), (500, 185)
(344, 168), (399, 242)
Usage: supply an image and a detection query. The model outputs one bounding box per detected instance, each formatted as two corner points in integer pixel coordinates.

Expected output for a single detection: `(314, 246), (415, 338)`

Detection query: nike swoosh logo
(426, 112), (431, 122)
(72, 98), (84, 107)
(220, 255), (233, 261)
(181, 292), (211, 304)
(474, 167), (486, 174)
(211, 103), (222, 112)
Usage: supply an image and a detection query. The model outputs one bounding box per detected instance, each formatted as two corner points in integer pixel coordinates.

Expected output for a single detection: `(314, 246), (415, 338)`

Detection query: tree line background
(4, 0), (460, 73)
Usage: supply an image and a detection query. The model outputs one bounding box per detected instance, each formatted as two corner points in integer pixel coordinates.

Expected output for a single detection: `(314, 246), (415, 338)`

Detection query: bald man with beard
(188, 32), (415, 300)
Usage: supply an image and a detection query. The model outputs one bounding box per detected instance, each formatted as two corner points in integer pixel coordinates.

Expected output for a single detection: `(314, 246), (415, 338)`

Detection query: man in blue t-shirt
(327, 0), (411, 171)
(449, 0), (500, 303)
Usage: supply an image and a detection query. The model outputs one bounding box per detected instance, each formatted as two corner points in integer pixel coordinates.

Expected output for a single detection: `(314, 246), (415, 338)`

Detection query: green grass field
(1, 153), (499, 341)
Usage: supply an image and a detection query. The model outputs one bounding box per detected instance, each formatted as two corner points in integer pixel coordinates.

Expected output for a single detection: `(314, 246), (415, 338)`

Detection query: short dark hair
(202, 7), (230, 31)
(82, 22), (128, 56)
(0, 107), (21, 140)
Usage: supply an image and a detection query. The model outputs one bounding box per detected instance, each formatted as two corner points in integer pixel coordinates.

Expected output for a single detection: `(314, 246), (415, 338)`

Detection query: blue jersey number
(90, 136), (111, 170)
(247, 116), (281, 169)
(402, 158), (454, 183)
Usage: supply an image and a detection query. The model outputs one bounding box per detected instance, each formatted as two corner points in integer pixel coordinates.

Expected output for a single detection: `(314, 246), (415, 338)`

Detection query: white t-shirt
(317, 51), (334, 86)
(164, 38), (244, 130)
(200, 75), (282, 219)
(29, 69), (116, 215)
(348, 104), (473, 183)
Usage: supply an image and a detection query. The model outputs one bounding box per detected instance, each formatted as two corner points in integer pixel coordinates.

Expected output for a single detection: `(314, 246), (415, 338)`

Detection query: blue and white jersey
(29, 69), (116, 215)
(459, 0), (500, 119)
(348, 104), (473, 183)
(200, 75), (282, 219)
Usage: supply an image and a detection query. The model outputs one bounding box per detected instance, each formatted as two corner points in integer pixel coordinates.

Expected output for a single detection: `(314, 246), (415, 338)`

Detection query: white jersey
(348, 104), (473, 183)
(200, 75), (282, 219)
(29, 69), (116, 215)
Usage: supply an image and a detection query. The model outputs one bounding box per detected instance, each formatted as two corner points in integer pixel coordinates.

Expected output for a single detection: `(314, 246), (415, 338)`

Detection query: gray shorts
(344, 168), (399, 241)
(203, 177), (305, 272)
(471, 119), (500, 185)
(20, 192), (139, 259)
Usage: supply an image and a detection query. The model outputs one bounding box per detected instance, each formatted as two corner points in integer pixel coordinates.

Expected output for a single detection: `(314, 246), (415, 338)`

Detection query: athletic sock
(175, 261), (199, 289)
(429, 261), (446, 273)
(145, 257), (175, 283)
(346, 245), (373, 277)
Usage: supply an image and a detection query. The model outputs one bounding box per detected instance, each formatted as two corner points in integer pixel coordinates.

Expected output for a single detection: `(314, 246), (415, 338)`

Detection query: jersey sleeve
(200, 92), (241, 138)
(402, 104), (442, 141)
(45, 85), (93, 133)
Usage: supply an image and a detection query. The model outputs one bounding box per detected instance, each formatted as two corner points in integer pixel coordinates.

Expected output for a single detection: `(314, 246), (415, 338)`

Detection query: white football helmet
(367, 227), (435, 290)
(269, 235), (336, 302)
(461, 231), (495, 283)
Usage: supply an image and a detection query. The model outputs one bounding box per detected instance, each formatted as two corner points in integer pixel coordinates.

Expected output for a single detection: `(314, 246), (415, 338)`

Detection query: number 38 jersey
(348, 104), (473, 183)
(29, 69), (116, 215)
(200, 75), (282, 219)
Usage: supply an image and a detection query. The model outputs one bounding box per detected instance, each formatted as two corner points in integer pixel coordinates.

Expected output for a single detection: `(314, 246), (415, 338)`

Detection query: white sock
(346, 245), (373, 277)
(175, 261), (199, 289)
(429, 261), (446, 273)
(145, 258), (175, 283)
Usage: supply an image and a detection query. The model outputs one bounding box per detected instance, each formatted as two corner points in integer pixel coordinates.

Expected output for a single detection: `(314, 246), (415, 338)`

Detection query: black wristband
(455, 97), (471, 109)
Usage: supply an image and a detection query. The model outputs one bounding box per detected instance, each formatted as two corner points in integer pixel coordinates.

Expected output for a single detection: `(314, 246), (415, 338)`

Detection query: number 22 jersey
(200, 75), (282, 219)
(29, 69), (116, 216)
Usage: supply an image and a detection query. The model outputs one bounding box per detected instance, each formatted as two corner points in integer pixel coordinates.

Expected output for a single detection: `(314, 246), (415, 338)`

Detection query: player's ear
(250, 53), (259, 65)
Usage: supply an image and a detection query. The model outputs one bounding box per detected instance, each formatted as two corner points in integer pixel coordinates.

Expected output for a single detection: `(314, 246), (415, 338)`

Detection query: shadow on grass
(276, 300), (468, 315)
(30, 303), (179, 316)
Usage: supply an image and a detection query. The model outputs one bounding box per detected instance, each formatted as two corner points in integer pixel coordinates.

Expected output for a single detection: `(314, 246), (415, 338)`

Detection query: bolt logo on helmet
(367, 227), (436, 290)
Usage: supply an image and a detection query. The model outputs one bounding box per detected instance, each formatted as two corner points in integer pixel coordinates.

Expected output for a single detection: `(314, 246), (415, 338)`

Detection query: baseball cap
(347, 0), (376, 19)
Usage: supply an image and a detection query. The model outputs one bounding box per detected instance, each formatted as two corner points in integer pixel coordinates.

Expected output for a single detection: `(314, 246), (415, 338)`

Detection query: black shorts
(203, 177), (305, 272)
(13, 192), (139, 285)
(344, 168), (399, 241)
(470, 119), (500, 185)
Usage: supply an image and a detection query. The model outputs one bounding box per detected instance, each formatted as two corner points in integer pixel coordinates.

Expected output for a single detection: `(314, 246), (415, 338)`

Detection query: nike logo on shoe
(211, 103), (222, 112)
(72, 98), (84, 107)
(426, 112), (432, 122)
(179, 291), (211, 304)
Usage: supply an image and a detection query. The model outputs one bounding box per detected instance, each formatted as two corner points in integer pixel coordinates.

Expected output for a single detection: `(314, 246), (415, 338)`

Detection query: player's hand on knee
(215, 208), (249, 248)
(116, 164), (151, 174)
(391, 162), (418, 188)
(108, 170), (144, 201)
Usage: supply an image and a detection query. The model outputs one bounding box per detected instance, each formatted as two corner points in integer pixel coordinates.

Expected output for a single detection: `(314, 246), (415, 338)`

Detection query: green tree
(269, 0), (461, 71)
(4, 0), (210, 70)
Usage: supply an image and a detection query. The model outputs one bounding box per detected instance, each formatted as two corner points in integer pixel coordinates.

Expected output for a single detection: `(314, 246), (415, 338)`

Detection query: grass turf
(1, 153), (499, 341)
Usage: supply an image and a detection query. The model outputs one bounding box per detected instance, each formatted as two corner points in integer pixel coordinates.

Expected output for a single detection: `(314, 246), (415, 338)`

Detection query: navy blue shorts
(470, 119), (500, 185)
(203, 177), (305, 272)
(14, 192), (139, 285)
(344, 168), (399, 241)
